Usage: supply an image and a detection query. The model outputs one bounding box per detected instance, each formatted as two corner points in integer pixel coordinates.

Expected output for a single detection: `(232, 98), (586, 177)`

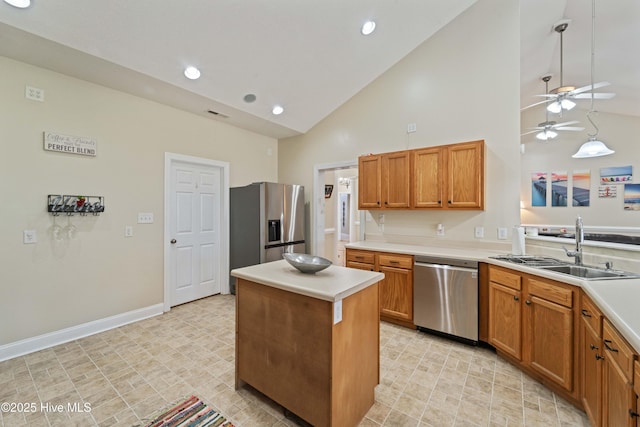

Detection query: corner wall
(0, 56), (278, 345)
(278, 0), (521, 249)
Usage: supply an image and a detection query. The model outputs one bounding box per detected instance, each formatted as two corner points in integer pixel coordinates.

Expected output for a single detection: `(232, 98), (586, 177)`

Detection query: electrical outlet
(407, 123), (417, 133)
(137, 212), (154, 224)
(498, 227), (508, 240)
(475, 226), (484, 238)
(125, 226), (133, 237)
(23, 230), (37, 244)
(378, 213), (385, 224)
(436, 223), (444, 236)
(25, 85), (45, 102)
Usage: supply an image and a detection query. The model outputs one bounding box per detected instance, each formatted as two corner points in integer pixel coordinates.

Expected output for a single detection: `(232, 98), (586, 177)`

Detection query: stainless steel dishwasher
(413, 255), (479, 344)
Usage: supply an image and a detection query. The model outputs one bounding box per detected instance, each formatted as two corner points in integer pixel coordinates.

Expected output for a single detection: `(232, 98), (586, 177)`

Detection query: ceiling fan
(521, 75), (585, 140)
(522, 21), (615, 113)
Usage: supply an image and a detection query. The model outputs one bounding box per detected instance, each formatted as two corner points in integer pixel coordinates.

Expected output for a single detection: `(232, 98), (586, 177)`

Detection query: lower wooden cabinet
(580, 293), (604, 427)
(602, 319), (638, 427)
(488, 265), (579, 402)
(346, 249), (413, 327)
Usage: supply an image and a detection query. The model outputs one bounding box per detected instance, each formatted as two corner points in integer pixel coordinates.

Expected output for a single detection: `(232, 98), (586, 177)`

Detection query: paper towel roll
(512, 226), (526, 255)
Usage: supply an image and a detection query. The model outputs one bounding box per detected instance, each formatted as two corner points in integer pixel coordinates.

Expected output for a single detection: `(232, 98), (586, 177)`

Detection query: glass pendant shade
(3, 0), (30, 7)
(547, 99), (576, 114)
(536, 130), (557, 141)
(572, 138), (615, 158)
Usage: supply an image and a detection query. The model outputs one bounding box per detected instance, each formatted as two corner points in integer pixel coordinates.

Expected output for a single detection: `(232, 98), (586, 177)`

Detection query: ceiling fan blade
(524, 126), (545, 131)
(571, 81), (610, 95)
(555, 126), (585, 131)
(520, 130), (540, 136)
(573, 92), (616, 99)
(521, 99), (550, 111)
(535, 94), (558, 98)
(553, 121), (580, 127)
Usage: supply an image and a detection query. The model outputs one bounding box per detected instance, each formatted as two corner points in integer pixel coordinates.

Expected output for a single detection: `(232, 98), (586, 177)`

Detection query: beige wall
(278, 0), (521, 248)
(520, 106), (640, 228)
(0, 56), (278, 345)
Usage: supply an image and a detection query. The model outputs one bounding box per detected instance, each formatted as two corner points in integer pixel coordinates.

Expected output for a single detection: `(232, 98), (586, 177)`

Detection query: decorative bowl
(283, 253), (332, 274)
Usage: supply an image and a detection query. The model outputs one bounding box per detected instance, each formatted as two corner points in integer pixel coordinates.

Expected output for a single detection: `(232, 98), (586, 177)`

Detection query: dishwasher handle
(414, 261), (478, 274)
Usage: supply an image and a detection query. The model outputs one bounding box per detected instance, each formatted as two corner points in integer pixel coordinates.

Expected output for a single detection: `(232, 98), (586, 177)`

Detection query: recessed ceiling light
(184, 66), (201, 80)
(361, 20), (376, 36)
(272, 105), (284, 115)
(3, 0), (31, 8)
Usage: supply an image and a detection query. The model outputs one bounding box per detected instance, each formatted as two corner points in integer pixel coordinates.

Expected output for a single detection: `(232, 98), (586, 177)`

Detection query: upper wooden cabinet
(359, 140), (484, 210)
(358, 151), (410, 209)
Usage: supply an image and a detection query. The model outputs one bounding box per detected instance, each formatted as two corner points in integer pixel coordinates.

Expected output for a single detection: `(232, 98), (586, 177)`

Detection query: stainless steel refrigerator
(229, 182), (306, 293)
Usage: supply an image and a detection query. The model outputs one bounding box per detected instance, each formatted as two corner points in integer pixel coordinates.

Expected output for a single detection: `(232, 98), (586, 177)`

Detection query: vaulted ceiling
(1, 0), (637, 140)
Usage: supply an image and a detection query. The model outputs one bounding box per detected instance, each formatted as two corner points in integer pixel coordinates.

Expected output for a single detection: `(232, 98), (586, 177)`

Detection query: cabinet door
(488, 281), (522, 360)
(412, 147), (443, 208)
(358, 155), (382, 209)
(603, 356), (636, 427)
(525, 294), (574, 392)
(581, 314), (602, 426)
(378, 265), (412, 322)
(382, 152), (410, 208)
(446, 141), (484, 209)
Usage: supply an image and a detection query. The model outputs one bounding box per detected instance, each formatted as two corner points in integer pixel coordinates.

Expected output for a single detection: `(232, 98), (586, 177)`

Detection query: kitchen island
(231, 260), (384, 427)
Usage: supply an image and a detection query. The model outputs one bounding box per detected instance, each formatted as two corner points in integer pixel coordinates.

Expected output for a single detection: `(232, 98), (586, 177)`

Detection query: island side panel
(331, 282), (380, 427)
(235, 278), (333, 426)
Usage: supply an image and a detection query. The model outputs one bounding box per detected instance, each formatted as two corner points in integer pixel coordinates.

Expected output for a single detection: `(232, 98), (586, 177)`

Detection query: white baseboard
(0, 303), (164, 362)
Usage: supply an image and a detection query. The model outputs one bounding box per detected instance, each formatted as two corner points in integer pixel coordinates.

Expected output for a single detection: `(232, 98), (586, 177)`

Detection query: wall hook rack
(47, 195), (105, 216)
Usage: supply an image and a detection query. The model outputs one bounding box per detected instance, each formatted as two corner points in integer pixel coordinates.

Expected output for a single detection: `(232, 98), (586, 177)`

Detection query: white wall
(520, 106), (640, 228)
(0, 56), (278, 345)
(278, 0), (521, 249)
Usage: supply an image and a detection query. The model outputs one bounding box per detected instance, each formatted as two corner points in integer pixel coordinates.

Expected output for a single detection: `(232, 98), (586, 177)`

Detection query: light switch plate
(137, 213), (154, 224)
(23, 230), (37, 244)
(498, 227), (508, 240)
(125, 226), (133, 237)
(475, 226), (484, 238)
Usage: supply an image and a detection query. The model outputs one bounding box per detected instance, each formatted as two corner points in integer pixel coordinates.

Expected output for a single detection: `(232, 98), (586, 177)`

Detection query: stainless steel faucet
(564, 216), (584, 265)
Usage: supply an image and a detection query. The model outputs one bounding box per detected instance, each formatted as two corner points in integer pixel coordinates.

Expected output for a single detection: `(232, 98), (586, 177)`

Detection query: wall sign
(44, 131), (97, 156)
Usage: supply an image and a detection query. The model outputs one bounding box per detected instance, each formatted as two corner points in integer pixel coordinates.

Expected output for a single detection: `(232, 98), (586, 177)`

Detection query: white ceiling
(1, 0), (638, 140)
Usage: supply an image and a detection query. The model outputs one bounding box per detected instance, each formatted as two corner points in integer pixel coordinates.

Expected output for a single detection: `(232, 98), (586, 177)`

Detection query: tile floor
(0, 295), (590, 427)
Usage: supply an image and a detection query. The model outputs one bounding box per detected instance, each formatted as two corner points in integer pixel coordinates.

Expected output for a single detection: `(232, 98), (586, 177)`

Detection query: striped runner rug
(143, 395), (234, 427)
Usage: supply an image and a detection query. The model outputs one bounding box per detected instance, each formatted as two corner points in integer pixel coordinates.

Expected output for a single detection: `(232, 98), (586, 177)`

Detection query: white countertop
(231, 259), (384, 302)
(346, 241), (640, 354)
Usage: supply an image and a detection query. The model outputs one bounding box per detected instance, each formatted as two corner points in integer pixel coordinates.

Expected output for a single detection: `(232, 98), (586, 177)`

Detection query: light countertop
(346, 241), (640, 354)
(231, 259), (384, 302)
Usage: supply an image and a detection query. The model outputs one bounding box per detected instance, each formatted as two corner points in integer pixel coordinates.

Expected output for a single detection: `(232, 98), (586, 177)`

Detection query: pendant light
(572, 0), (614, 158)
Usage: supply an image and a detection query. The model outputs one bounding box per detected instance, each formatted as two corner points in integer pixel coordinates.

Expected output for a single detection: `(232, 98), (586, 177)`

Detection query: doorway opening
(312, 161), (363, 266)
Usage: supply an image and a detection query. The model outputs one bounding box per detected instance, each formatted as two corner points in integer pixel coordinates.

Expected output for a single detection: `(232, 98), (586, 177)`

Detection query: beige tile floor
(0, 295), (590, 427)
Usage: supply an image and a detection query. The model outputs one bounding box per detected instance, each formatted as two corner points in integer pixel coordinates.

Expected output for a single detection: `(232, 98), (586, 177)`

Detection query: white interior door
(166, 156), (226, 307)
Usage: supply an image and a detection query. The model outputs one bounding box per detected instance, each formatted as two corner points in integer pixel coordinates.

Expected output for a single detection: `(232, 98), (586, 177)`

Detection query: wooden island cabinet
(231, 260), (384, 427)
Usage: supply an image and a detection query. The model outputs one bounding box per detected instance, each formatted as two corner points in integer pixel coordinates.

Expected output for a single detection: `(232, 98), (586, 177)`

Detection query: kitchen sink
(538, 264), (640, 280)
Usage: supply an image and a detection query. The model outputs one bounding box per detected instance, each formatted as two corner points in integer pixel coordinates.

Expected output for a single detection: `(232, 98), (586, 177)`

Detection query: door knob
(170, 239), (177, 244)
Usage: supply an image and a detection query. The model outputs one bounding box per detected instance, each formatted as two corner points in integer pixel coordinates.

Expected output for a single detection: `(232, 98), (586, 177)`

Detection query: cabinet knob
(590, 343), (599, 350)
(581, 309), (592, 318)
(630, 410), (640, 419)
(384, 201), (388, 205)
(525, 300), (532, 305)
(170, 239), (177, 244)
(513, 295), (519, 301)
(595, 354), (604, 361)
(448, 200), (452, 204)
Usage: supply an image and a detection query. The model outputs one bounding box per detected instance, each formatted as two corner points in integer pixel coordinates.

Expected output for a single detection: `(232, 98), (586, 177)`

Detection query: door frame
(164, 152), (230, 312)
(312, 160), (364, 257)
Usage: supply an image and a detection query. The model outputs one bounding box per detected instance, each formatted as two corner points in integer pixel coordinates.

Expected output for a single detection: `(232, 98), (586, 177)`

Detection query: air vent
(207, 110), (229, 118)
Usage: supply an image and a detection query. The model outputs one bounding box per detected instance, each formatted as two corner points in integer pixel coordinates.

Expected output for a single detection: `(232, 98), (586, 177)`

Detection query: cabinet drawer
(489, 266), (521, 290)
(603, 319), (635, 382)
(378, 253), (413, 269)
(580, 293), (603, 337)
(346, 261), (375, 271)
(527, 278), (573, 308)
(346, 250), (375, 265)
